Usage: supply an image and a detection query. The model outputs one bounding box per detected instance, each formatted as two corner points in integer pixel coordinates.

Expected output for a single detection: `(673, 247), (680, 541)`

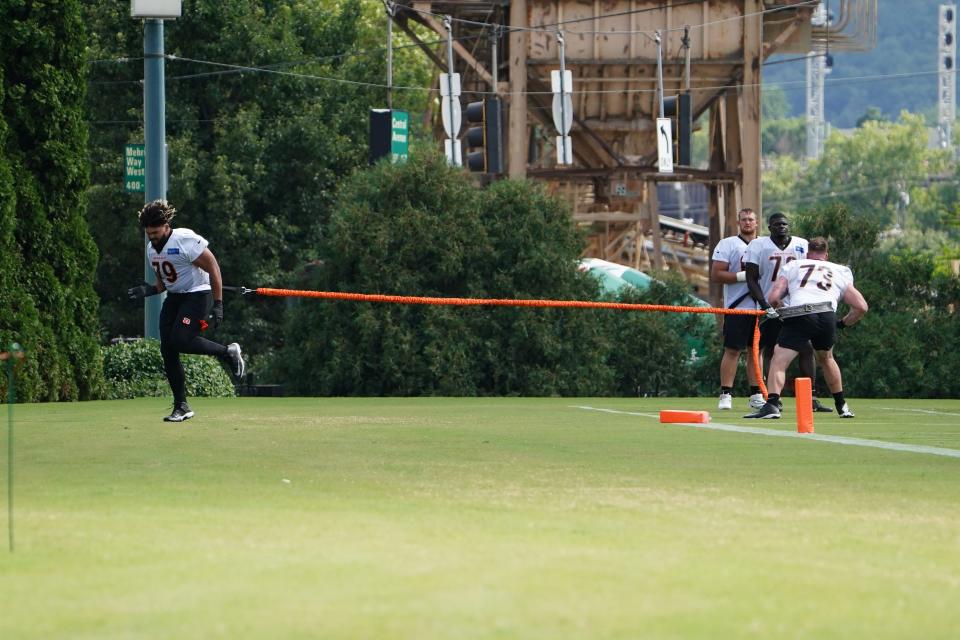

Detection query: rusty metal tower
(393, 0), (876, 303)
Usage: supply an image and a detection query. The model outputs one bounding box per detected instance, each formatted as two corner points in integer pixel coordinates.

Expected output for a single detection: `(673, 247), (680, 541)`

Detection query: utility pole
(806, 3), (829, 160)
(132, 1), (180, 339)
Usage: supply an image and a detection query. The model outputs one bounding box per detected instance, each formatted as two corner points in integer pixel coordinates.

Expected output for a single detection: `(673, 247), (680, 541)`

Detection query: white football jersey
(711, 235), (754, 309)
(779, 259), (854, 311)
(146, 228), (211, 294)
(744, 235), (808, 302)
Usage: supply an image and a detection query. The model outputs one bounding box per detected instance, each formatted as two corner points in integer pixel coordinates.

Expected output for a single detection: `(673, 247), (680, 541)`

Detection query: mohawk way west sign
(124, 144), (145, 193)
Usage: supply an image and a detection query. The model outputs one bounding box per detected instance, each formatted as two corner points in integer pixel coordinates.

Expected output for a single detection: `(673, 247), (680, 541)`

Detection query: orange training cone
(795, 377), (814, 433)
(659, 410), (711, 424)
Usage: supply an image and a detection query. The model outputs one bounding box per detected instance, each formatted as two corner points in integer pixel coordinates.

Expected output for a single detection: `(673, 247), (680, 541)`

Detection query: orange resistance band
(255, 287), (765, 394)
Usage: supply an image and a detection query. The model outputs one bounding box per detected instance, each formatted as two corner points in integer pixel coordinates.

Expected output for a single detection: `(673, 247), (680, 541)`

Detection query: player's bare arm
(839, 284), (868, 327)
(767, 276), (788, 308)
(709, 260), (739, 284)
(745, 262), (766, 307)
(192, 249), (223, 301)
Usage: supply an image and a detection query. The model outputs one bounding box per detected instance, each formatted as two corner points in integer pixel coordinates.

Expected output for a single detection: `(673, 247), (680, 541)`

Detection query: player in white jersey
(745, 237), (868, 419)
(744, 212), (833, 413)
(709, 208), (764, 410)
(127, 200), (245, 422)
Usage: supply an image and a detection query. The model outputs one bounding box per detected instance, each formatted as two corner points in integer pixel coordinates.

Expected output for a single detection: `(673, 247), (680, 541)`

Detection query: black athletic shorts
(722, 314), (757, 350)
(159, 291), (213, 348)
(777, 311), (837, 352)
(758, 316), (782, 350)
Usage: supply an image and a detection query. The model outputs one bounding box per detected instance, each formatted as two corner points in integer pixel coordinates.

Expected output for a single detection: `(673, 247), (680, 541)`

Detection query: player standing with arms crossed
(710, 208), (765, 410)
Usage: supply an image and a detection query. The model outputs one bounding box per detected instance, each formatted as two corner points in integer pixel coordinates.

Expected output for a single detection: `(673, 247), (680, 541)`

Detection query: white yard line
(573, 405), (960, 460)
(879, 407), (960, 418)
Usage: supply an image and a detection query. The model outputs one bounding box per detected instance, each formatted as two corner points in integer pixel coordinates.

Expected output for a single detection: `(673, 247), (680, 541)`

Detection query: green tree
(83, 0), (432, 376)
(762, 86), (790, 121)
(855, 106), (887, 128)
(760, 87), (805, 158)
(793, 202), (883, 268)
(761, 117), (805, 158)
(788, 202), (960, 399)
(1, 1), (104, 401)
(274, 150), (715, 397)
(275, 150), (614, 396)
(767, 113), (951, 231)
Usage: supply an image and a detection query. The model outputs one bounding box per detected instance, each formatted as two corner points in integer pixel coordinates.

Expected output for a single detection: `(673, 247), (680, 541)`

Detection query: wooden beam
(407, 11), (494, 87)
(647, 181), (664, 272)
(394, 14), (445, 71)
(527, 75), (623, 167)
(509, 0), (527, 178)
(741, 0), (763, 212)
(763, 15), (804, 58)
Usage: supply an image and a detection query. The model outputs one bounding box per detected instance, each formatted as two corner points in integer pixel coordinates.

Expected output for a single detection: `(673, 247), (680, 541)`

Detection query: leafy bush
(274, 150), (715, 397)
(102, 339), (235, 400)
(792, 202), (960, 398)
(603, 277), (717, 397)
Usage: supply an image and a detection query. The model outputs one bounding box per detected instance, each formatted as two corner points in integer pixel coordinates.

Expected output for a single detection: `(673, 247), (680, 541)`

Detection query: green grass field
(2, 396), (960, 639)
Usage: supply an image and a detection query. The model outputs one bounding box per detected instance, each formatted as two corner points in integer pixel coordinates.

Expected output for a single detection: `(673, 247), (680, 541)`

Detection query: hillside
(764, 0), (942, 127)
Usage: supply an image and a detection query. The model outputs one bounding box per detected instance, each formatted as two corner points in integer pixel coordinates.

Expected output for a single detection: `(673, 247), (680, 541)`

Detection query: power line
(402, 0), (817, 36)
(90, 48), (958, 99)
(766, 176), (960, 208)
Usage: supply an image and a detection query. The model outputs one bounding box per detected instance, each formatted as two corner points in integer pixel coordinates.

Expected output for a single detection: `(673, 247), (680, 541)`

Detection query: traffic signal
(663, 93), (692, 166)
(464, 96), (503, 174)
(942, 5), (955, 72)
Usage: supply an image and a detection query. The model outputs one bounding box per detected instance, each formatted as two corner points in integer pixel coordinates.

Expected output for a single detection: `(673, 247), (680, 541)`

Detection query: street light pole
(133, 1), (180, 338)
(142, 18), (167, 339)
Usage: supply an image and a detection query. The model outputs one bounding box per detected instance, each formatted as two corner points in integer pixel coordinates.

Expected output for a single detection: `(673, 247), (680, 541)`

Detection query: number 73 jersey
(146, 227), (212, 294)
(779, 258), (854, 310)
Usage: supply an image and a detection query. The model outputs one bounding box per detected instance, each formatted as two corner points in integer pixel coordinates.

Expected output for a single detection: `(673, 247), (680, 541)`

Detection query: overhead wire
(86, 1), (935, 127)
(766, 176), (960, 208)
(401, 0), (818, 36)
(129, 53), (954, 98)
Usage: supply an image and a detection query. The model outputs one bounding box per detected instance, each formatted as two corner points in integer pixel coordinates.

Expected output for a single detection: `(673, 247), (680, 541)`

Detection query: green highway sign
(390, 111), (409, 163)
(124, 144), (145, 192)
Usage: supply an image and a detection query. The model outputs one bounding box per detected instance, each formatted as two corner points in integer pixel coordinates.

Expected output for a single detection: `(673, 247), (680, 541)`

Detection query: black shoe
(164, 402), (195, 422)
(744, 403), (781, 419)
(838, 403), (855, 418)
(812, 397), (834, 413)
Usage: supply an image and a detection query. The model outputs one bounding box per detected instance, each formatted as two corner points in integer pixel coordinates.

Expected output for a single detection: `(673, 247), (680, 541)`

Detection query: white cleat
(749, 393), (766, 409)
(718, 393), (733, 410)
(839, 403), (855, 418)
(226, 343), (245, 380)
(164, 402), (194, 422)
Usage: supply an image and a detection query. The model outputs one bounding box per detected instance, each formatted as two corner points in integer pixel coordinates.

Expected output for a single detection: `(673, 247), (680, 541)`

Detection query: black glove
(836, 318), (847, 330)
(210, 300), (224, 329)
(127, 282), (157, 300)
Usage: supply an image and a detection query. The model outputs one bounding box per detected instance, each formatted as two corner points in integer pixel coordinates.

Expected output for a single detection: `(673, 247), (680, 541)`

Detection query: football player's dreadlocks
(138, 199), (177, 228)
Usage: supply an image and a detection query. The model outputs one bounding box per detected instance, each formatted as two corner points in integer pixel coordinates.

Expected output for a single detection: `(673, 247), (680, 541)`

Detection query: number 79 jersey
(779, 258), (854, 310)
(146, 227), (211, 294)
(744, 235), (808, 302)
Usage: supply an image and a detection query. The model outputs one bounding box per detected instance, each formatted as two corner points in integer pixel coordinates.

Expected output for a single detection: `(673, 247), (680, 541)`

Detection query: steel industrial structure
(391, 0), (876, 303)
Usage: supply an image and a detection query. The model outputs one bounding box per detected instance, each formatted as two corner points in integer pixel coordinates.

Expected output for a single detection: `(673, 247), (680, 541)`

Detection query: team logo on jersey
(182, 317), (191, 325)
(795, 246), (805, 256)
(167, 248), (180, 255)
